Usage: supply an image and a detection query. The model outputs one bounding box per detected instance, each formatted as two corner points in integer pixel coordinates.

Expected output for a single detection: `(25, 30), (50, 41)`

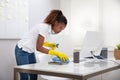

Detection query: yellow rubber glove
(43, 42), (58, 50)
(48, 50), (69, 61)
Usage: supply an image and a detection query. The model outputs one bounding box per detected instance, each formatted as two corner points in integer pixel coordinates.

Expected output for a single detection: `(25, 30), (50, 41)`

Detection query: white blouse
(17, 23), (52, 53)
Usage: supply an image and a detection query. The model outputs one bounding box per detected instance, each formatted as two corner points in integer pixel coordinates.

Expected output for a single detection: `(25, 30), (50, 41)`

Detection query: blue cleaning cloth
(52, 57), (70, 64)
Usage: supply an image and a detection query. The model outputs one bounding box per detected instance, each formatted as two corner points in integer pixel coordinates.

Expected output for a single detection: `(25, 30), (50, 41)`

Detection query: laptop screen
(80, 31), (103, 58)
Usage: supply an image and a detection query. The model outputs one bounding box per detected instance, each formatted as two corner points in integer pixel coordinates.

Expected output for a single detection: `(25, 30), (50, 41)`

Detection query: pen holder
(100, 48), (108, 59)
(73, 49), (80, 63)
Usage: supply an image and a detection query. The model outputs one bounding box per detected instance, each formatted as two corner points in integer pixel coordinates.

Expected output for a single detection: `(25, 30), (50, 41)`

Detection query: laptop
(80, 31), (104, 59)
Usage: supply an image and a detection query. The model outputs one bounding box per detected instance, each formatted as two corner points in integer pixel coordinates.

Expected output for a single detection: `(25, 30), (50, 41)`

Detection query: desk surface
(14, 59), (120, 80)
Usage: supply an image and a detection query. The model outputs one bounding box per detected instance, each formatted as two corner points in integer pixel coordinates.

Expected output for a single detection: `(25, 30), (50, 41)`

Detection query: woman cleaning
(15, 9), (69, 80)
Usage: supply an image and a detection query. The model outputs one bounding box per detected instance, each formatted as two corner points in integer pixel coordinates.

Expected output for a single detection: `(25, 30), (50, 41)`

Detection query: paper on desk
(109, 59), (120, 65)
(113, 60), (120, 65)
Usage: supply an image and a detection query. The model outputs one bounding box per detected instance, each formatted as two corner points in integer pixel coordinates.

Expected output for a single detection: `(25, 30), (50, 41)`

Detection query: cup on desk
(73, 49), (80, 63)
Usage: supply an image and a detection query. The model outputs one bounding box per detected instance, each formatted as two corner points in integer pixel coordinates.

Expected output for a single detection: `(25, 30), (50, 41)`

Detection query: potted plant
(114, 44), (120, 60)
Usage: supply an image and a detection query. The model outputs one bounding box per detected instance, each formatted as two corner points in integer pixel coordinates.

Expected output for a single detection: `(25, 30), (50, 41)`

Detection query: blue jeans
(15, 45), (38, 80)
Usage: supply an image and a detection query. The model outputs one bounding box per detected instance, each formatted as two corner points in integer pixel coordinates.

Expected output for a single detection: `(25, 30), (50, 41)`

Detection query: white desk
(14, 60), (120, 80)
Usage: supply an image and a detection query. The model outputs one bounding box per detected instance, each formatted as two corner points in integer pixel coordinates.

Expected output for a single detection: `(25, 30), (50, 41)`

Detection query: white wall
(70, 0), (100, 47)
(60, 0), (120, 80)
(100, 0), (120, 48)
(60, 0), (120, 49)
(0, 39), (18, 80)
(0, 0), (29, 39)
(0, 0), (60, 80)
(60, 0), (71, 35)
(59, 0), (100, 48)
(29, 0), (60, 28)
